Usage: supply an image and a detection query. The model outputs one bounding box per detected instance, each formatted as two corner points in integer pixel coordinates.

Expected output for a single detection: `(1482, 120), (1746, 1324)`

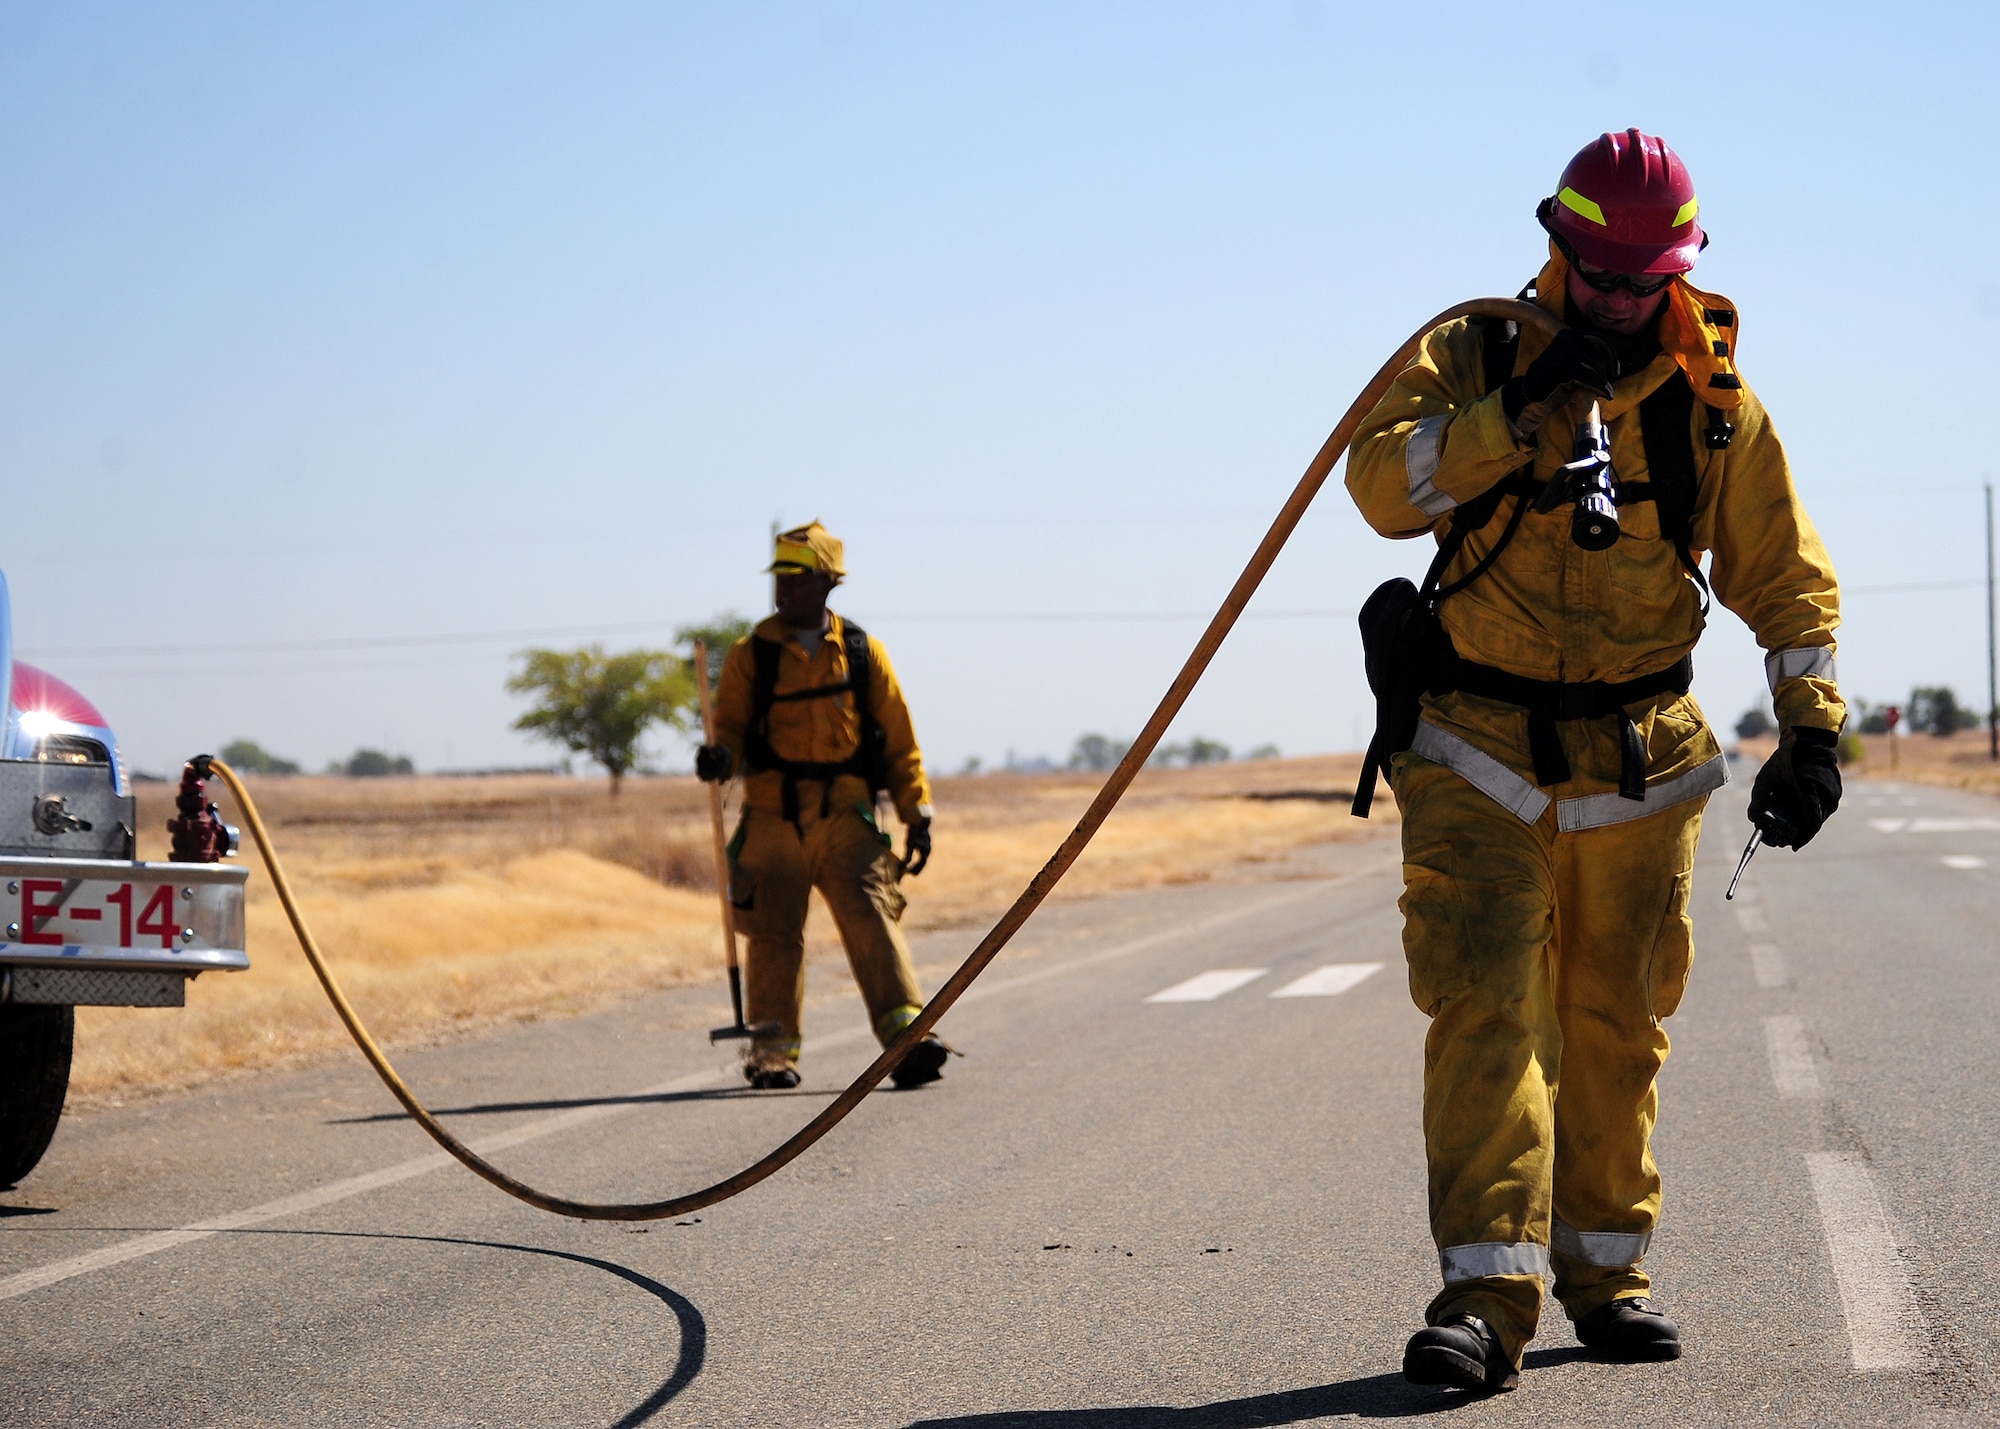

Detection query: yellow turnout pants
(729, 802), (924, 1070)
(1392, 690), (1715, 1365)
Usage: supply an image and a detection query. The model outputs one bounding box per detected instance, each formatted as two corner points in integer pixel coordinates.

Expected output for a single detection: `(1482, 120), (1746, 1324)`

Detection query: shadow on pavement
(905, 1374), (1464, 1425)
(328, 1085), (839, 1123)
(228, 1227), (705, 1426)
(906, 1348), (1595, 1426)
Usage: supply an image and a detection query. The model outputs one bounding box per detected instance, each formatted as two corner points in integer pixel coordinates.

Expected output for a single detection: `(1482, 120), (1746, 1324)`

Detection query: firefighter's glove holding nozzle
(695, 745), (734, 783)
(903, 817), (932, 877)
(1748, 727), (1843, 849)
(1502, 329), (1619, 436)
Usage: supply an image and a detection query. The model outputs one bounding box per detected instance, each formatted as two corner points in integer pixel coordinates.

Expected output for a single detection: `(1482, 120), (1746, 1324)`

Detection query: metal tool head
(1725, 825), (1762, 901)
(709, 1020), (783, 1044)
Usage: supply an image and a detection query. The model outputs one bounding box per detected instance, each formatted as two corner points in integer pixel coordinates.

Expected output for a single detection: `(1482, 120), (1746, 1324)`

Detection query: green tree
(1068, 733), (1131, 772)
(218, 738), (302, 776)
(1734, 705), (1774, 740)
(337, 748), (414, 777)
(1909, 686), (1979, 736)
(674, 613), (754, 695)
(507, 646), (693, 795)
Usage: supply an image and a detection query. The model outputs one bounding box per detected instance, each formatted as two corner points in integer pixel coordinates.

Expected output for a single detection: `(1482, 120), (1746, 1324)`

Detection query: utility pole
(1987, 480), (1997, 761)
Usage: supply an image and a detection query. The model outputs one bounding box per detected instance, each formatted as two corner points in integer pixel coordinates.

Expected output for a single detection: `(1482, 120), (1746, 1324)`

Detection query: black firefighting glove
(903, 818), (932, 877)
(1502, 328), (1620, 425)
(694, 744), (734, 783)
(1748, 727), (1842, 850)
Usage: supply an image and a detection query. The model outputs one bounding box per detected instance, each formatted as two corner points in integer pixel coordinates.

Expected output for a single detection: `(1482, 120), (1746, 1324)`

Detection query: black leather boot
(888, 1035), (950, 1089)
(1402, 1312), (1519, 1392)
(1573, 1295), (1681, 1361)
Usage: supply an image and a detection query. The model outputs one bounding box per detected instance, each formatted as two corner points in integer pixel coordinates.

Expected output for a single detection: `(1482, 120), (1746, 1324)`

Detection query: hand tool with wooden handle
(693, 640), (779, 1042)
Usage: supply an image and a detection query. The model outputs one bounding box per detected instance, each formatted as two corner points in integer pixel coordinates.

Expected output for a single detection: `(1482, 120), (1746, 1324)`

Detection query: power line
(15, 608), (1363, 661)
(16, 577), (1986, 664)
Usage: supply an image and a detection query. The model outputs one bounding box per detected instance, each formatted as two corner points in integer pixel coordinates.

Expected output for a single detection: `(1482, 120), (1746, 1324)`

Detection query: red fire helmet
(1538, 129), (1705, 275)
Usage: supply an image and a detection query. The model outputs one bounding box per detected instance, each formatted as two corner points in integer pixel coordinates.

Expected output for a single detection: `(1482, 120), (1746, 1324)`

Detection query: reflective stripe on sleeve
(1765, 646), (1836, 691)
(1410, 721), (1551, 824)
(1439, 1241), (1551, 1284)
(1554, 753), (1730, 833)
(1405, 415), (1456, 517)
(1552, 1218), (1652, 1267)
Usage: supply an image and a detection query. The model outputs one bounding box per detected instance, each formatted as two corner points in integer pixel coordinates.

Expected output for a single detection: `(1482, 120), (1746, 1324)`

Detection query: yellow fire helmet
(766, 520), (846, 579)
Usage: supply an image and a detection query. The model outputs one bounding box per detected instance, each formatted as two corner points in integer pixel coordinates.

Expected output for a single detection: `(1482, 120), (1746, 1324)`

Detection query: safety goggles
(1567, 253), (1677, 297)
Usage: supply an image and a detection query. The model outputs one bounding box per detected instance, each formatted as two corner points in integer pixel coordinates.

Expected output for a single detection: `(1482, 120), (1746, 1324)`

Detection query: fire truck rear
(0, 573), (249, 1185)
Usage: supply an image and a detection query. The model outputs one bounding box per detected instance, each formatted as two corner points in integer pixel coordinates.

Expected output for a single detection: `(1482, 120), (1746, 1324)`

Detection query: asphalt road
(4, 763), (1998, 1426)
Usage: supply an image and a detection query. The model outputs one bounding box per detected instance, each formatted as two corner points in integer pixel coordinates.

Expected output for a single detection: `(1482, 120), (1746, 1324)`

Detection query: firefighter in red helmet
(1347, 130), (1844, 1391)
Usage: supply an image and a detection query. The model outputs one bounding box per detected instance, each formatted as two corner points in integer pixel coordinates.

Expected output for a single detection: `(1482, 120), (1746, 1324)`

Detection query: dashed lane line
(1733, 904), (1769, 934)
(1806, 1152), (1928, 1371)
(0, 878), (1351, 1304)
(1869, 816), (2000, 834)
(1764, 1015), (1822, 1098)
(1747, 943), (1787, 990)
(1145, 968), (1268, 1003)
(955, 881), (1339, 1006)
(1269, 963), (1384, 998)
(1942, 855), (1987, 870)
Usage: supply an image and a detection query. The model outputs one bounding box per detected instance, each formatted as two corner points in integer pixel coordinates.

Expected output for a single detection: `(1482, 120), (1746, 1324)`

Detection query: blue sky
(2, 2), (1994, 777)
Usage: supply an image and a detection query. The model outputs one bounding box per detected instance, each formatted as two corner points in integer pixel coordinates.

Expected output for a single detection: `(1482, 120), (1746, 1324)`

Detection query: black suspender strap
(1630, 367), (1714, 614)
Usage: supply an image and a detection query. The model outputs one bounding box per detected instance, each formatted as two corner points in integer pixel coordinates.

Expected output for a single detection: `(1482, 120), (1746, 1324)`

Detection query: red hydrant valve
(167, 756), (240, 864)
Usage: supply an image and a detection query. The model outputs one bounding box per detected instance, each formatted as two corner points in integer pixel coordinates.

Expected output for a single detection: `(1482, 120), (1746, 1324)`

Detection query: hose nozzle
(1566, 403), (1619, 551)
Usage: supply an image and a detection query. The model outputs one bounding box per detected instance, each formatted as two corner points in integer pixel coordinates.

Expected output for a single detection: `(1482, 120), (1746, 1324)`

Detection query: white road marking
(1, 879), (1355, 1305)
(1747, 943), (1787, 989)
(1733, 905), (1769, 934)
(1145, 968), (1268, 1003)
(1871, 817), (2000, 834)
(1764, 1015), (1822, 1097)
(960, 882), (1337, 1006)
(1269, 962), (1384, 998)
(0, 1058), (754, 1303)
(3, 872), (1360, 1296)
(1942, 855), (1987, 870)
(1806, 1152), (1928, 1371)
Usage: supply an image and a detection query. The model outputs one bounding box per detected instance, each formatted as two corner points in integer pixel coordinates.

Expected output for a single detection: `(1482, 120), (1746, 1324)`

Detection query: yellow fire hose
(208, 295), (1561, 1222)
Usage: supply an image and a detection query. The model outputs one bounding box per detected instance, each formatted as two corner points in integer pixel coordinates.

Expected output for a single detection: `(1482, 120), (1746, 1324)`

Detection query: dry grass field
(72, 755), (1386, 1105)
(1844, 728), (2000, 796)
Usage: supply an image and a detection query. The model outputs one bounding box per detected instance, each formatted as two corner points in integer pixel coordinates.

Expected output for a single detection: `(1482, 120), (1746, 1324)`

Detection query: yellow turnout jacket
(1346, 251), (1844, 745)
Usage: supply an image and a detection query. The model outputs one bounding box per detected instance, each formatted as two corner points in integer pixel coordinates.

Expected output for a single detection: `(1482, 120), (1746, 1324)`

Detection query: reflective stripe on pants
(1413, 720), (1726, 832)
(1410, 721), (1551, 823)
(1441, 1241), (1551, 1285)
(1555, 754), (1729, 832)
(1552, 1219), (1652, 1267)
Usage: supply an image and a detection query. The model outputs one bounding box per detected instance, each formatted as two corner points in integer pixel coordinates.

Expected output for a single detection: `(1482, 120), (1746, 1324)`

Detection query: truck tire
(0, 1004), (73, 1187)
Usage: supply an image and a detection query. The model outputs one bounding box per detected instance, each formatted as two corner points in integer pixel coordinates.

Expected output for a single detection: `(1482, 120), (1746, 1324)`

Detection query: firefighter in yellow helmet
(694, 521), (949, 1090)
(1346, 131), (1843, 1391)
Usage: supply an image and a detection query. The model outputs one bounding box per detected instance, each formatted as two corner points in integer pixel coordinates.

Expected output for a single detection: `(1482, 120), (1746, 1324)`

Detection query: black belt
(744, 749), (867, 824)
(1435, 651), (1694, 800)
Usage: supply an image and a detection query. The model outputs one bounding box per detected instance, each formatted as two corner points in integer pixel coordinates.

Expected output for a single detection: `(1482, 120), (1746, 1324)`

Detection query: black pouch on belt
(1352, 578), (1447, 818)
